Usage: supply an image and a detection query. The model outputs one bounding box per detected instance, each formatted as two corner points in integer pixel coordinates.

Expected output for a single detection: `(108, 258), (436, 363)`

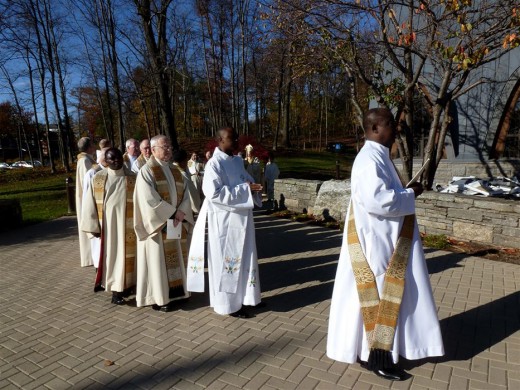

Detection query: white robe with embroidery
(81, 168), (134, 292)
(133, 157), (193, 307)
(75, 153), (95, 267)
(327, 140), (444, 364)
(188, 147), (261, 315)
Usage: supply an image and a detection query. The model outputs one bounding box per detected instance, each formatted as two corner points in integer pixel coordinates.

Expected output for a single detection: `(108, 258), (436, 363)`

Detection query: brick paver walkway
(0, 212), (519, 389)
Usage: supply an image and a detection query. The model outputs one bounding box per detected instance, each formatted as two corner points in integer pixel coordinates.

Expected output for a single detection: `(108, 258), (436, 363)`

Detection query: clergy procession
(75, 113), (444, 382)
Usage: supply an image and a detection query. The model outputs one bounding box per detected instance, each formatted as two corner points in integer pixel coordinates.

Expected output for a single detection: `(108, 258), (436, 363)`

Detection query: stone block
(420, 191), (443, 200)
(448, 208), (483, 222)
(453, 195), (476, 205)
(452, 221), (493, 243)
(493, 235), (520, 248)
(284, 198), (299, 209)
(313, 179), (351, 221)
(482, 215), (519, 228)
(436, 200), (469, 209)
(474, 199), (514, 212)
(420, 202), (444, 210)
(417, 218), (448, 231)
(422, 207), (448, 217)
(499, 226), (520, 237)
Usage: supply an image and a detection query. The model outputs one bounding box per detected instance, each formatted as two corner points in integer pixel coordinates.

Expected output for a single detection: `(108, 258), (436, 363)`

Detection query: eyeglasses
(153, 145), (172, 151)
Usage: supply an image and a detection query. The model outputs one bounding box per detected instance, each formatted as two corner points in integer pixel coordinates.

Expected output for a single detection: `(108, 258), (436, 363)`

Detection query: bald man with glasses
(133, 135), (194, 312)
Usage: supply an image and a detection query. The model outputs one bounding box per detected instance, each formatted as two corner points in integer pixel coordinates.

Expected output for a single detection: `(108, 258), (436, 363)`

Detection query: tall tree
(133, 0), (178, 148)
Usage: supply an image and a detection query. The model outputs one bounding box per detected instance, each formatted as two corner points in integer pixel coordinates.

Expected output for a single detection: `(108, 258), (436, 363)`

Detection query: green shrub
(422, 234), (450, 249)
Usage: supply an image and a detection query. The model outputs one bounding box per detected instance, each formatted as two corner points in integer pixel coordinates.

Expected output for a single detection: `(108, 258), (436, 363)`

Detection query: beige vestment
(81, 168), (137, 292)
(76, 152), (95, 267)
(134, 156), (194, 307)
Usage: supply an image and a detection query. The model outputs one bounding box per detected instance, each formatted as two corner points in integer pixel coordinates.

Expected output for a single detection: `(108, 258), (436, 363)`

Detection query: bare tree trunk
(239, 0), (250, 135)
(282, 72), (292, 148)
(102, 0), (125, 150)
(25, 48), (44, 163)
(44, 0), (74, 166)
(1, 65), (34, 165)
(134, 0), (178, 148)
(28, 0), (56, 173)
(198, 5), (218, 133)
(36, 0), (70, 172)
(274, 54), (285, 151)
(229, 3), (238, 131)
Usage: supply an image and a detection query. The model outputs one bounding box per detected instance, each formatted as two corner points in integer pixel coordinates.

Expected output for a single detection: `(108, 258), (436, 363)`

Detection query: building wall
(450, 50), (520, 161)
(381, 6), (520, 164)
(395, 159), (520, 184)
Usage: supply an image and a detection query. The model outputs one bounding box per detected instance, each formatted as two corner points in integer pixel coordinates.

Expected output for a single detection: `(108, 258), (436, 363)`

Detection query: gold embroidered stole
(135, 154), (146, 169)
(150, 162), (187, 292)
(348, 204), (414, 355)
(93, 170), (137, 290)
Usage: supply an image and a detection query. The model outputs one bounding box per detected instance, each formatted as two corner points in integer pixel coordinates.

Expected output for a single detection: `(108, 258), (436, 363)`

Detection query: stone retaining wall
(416, 191), (520, 248)
(274, 178), (520, 249)
(274, 179), (322, 215)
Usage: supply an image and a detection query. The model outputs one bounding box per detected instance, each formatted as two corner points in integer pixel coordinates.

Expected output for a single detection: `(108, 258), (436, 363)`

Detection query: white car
(0, 162), (11, 169)
(10, 161), (33, 168)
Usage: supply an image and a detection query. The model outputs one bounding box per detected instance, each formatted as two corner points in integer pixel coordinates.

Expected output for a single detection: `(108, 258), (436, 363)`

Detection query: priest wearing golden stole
(133, 135), (194, 312)
(327, 108), (444, 381)
(81, 148), (136, 305)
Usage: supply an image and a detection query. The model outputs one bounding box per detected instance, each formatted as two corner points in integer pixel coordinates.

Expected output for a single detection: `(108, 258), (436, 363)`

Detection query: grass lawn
(276, 150), (355, 180)
(0, 150), (355, 228)
(0, 168), (72, 227)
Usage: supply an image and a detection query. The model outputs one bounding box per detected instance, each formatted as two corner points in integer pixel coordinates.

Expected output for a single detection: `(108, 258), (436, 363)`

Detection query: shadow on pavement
(425, 250), (467, 274)
(439, 291), (520, 361)
(255, 212), (342, 259)
(0, 216), (77, 247)
(402, 290), (520, 370)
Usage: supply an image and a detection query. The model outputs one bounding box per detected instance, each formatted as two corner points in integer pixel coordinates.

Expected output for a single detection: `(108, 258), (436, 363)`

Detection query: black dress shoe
(111, 296), (125, 305)
(229, 307), (252, 319)
(373, 368), (406, 381)
(94, 284), (105, 293)
(111, 292), (125, 305)
(360, 360), (407, 381)
(152, 303), (175, 313)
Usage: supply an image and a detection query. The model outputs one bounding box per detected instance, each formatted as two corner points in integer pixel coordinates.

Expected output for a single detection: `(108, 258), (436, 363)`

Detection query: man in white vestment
(187, 152), (203, 200)
(172, 149), (201, 215)
(327, 108), (444, 381)
(123, 138), (140, 170)
(264, 151), (280, 203)
(81, 148), (137, 305)
(96, 139), (111, 162)
(82, 147), (110, 276)
(172, 149), (200, 252)
(75, 137), (96, 267)
(187, 127), (263, 319)
(133, 135), (194, 312)
(131, 139), (152, 173)
(244, 144), (262, 185)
